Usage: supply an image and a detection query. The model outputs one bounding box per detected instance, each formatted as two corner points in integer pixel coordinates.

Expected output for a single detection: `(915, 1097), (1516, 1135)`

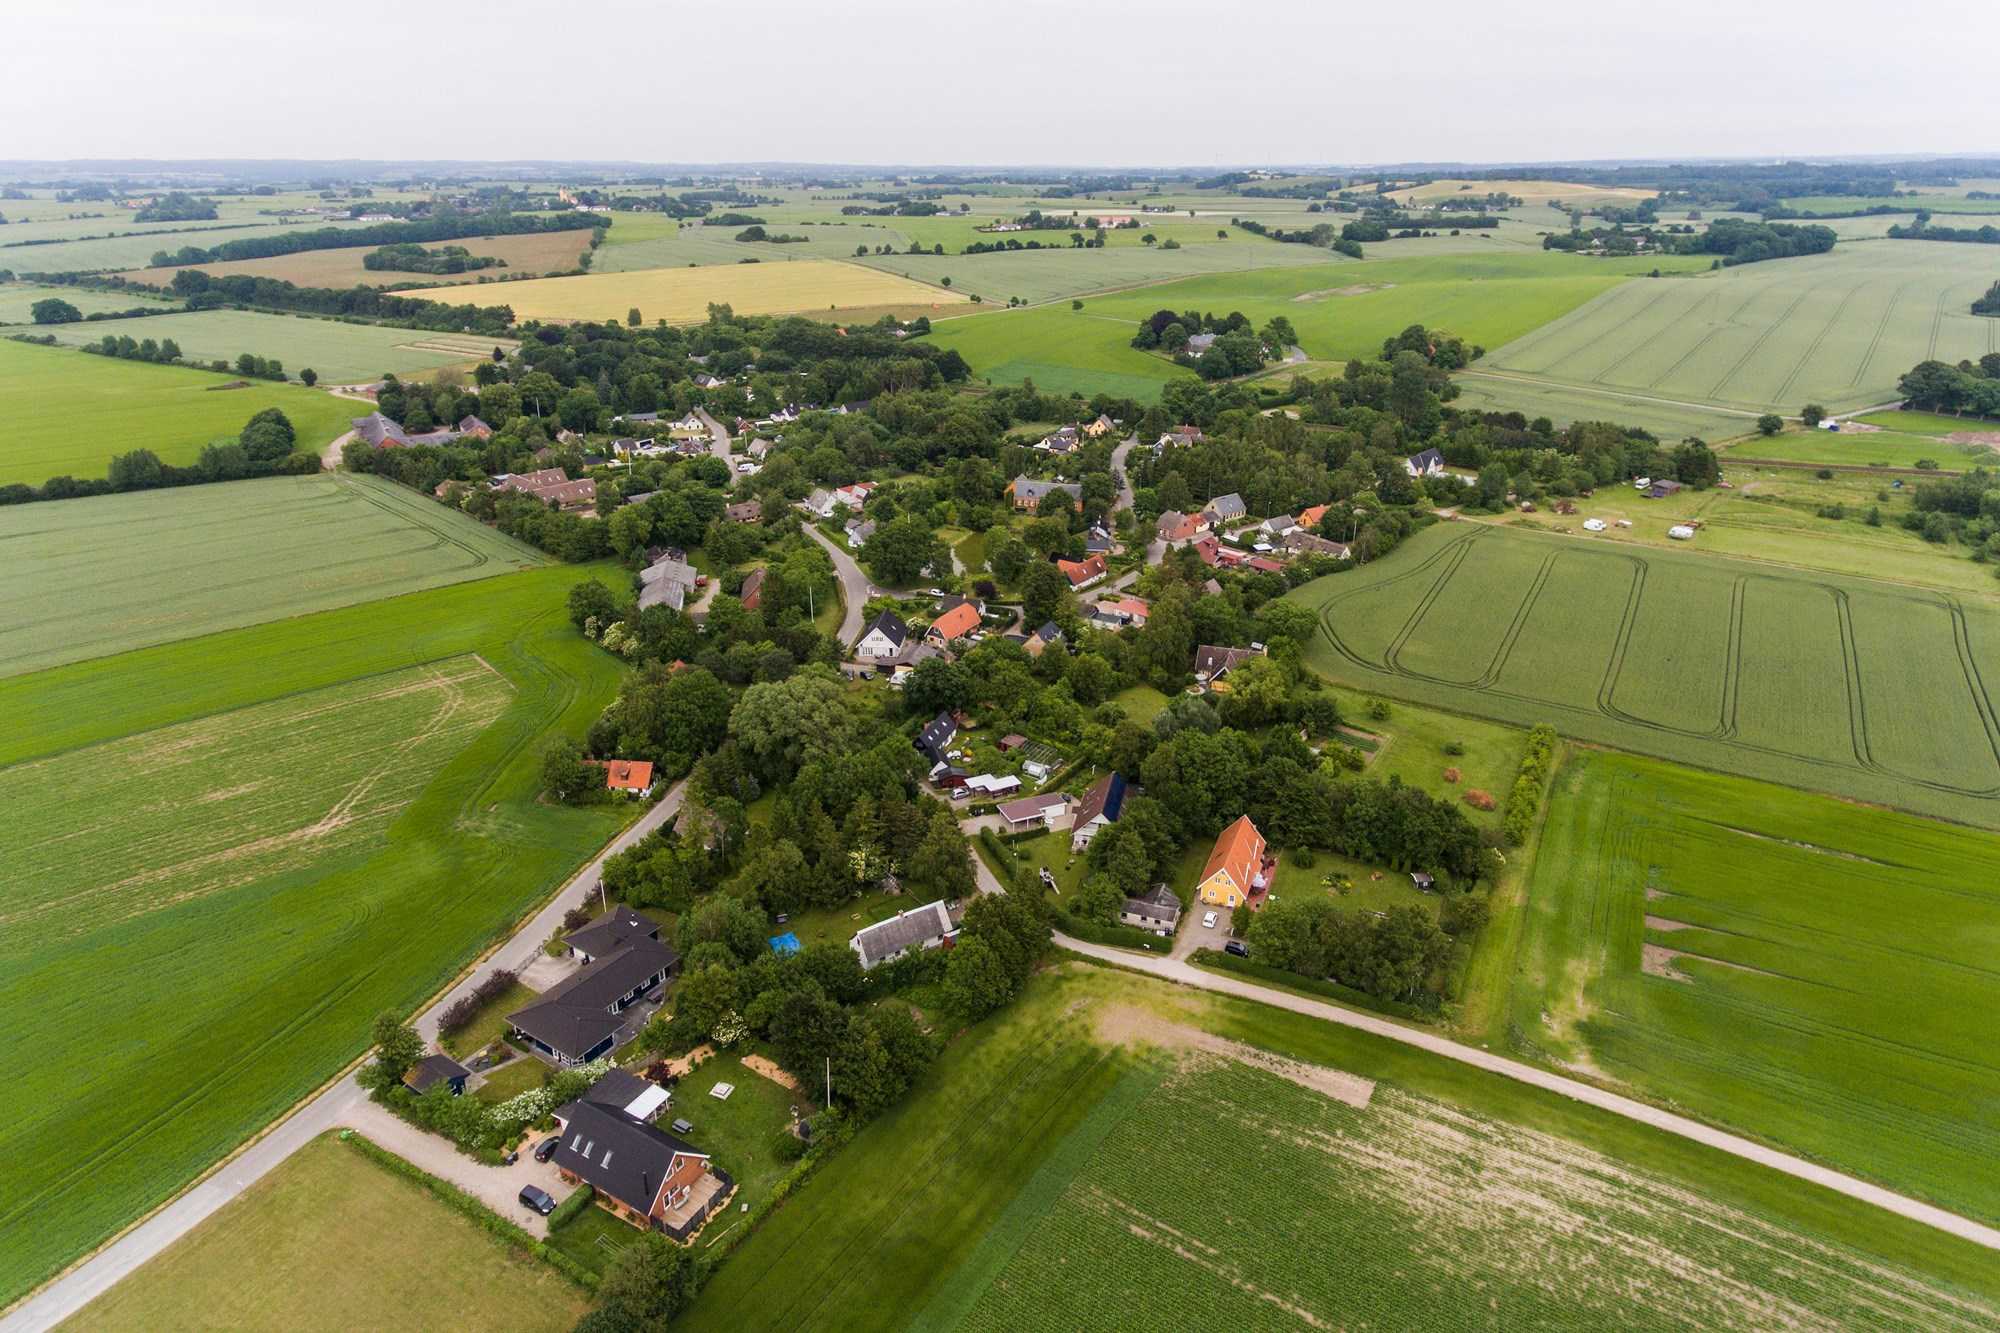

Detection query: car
(1224, 940), (1250, 957)
(534, 1135), (560, 1163)
(519, 1185), (557, 1216)
(1202, 911), (1218, 929)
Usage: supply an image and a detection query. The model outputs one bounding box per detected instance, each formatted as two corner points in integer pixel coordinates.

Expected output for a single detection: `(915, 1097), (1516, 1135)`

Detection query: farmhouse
(402, 1053), (471, 1097)
(638, 555), (699, 612)
(738, 567), (766, 611)
(1069, 771), (1128, 851)
(850, 900), (959, 970)
(1195, 814), (1268, 909)
(493, 468), (569, 495)
(529, 478), (598, 511)
(856, 611), (910, 660)
(997, 791), (1074, 830)
(1056, 554), (1108, 589)
(927, 601), (983, 646)
(549, 1097), (732, 1240)
(1007, 476), (1084, 512)
(564, 904), (662, 965)
(508, 935), (681, 1066)
(1404, 447), (1446, 477)
(591, 759), (656, 797)
(1120, 883), (1182, 932)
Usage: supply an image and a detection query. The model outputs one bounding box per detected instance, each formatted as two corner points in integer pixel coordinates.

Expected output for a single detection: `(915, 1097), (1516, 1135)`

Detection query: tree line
(0, 406), (318, 507)
(145, 208), (603, 267)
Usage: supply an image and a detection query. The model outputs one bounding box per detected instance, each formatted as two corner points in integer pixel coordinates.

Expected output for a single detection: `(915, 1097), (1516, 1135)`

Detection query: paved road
(2, 787), (689, 1333)
(695, 409), (734, 481)
(800, 521), (880, 649)
(1051, 934), (2000, 1255)
(1109, 435), (1138, 514)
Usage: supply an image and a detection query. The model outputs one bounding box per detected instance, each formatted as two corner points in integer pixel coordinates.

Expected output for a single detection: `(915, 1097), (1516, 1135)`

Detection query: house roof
(1200, 814), (1265, 896)
(1056, 555), (1107, 586)
(563, 905), (659, 960)
(1194, 644), (1260, 680)
(997, 792), (1072, 823)
(1191, 535), (1221, 566)
(739, 567), (766, 603)
(495, 468), (567, 494)
(1202, 493), (1246, 522)
(508, 937), (679, 1059)
(861, 611), (909, 648)
(403, 1053), (470, 1094)
(851, 900), (955, 968)
(1296, 504), (1329, 530)
(550, 1098), (708, 1217)
(1032, 622), (1063, 644)
(1408, 447), (1445, 470)
(591, 760), (654, 792)
(929, 602), (983, 642)
(1072, 771), (1127, 829)
(1010, 476), (1083, 503)
(560, 1067), (668, 1123)
(1123, 883), (1182, 921)
(1156, 510), (1206, 541)
(915, 711), (958, 760)
(351, 412), (408, 446)
(725, 500), (763, 521)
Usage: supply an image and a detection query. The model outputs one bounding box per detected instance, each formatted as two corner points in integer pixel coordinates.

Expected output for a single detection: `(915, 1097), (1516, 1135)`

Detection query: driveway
(1109, 435), (1138, 514)
(1170, 905), (1224, 962)
(335, 1099), (574, 1239)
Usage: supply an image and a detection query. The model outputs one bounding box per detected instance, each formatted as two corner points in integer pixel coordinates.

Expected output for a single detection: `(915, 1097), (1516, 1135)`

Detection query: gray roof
(351, 412), (407, 446)
(1011, 476), (1083, 503)
(1202, 493), (1247, 522)
(1123, 883), (1182, 924)
(508, 937), (678, 1060)
(1194, 644), (1260, 679)
(861, 611), (908, 648)
(638, 557), (698, 612)
(404, 1053), (470, 1093)
(549, 1098), (707, 1217)
(915, 711), (958, 762)
(851, 900), (955, 969)
(1408, 447), (1445, 470)
(564, 905), (659, 961)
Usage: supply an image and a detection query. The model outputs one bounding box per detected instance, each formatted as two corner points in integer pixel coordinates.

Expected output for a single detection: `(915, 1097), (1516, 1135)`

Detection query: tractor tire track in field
(1771, 281), (1861, 409)
(1849, 279), (1918, 390)
(1706, 285), (1813, 403)
(1583, 281), (1704, 385)
(1645, 280), (1754, 393)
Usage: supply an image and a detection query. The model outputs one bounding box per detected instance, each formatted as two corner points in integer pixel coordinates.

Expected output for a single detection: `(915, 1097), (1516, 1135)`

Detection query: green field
(681, 966), (2000, 1330)
(0, 281), (175, 323)
(0, 337), (354, 484)
(1290, 522), (2000, 828)
(1450, 370), (1764, 441)
(0, 565), (630, 1306)
(864, 235), (1340, 307)
(1479, 241), (2000, 423)
(64, 1134), (588, 1332)
(0, 473), (545, 677)
(929, 252), (1698, 401)
(592, 213), (920, 271)
(1780, 195), (2000, 215)
(0, 219), (372, 275)
(1726, 425), (1998, 470)
(1515, 750), (2000, 1223)
(26, 308), (499, 381)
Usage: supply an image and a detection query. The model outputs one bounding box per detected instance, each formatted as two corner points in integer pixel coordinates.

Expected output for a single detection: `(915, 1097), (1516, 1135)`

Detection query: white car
(1202, 911), (1218, 929)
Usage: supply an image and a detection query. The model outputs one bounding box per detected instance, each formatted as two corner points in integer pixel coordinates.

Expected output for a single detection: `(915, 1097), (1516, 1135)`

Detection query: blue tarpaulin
(769, 931), (802, 955)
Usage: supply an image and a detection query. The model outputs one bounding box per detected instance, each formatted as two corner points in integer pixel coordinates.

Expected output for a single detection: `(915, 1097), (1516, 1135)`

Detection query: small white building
(1668, 524), (1697, 541)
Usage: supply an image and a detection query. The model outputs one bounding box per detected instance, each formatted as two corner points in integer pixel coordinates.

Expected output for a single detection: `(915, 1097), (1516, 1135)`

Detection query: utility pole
(825, 1056), (831, 1108)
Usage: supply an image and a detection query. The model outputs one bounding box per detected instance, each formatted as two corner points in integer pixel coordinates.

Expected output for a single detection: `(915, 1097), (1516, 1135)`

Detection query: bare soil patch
(740, 1054), (801, 1092)
(1292, 282), (1394, 302)
(1944, 431), (2000, 449)
(1094, 1004), (1374, 1107)
(1643, 914), (1693, 932)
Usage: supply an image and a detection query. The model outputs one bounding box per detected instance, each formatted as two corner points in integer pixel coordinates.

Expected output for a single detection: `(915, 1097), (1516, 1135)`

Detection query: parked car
(519, 1185), (556, 1216)
(1224, 939), (1250, 957)
(534, 1135), (560, 1163)
(1201, 911), (1218, 929)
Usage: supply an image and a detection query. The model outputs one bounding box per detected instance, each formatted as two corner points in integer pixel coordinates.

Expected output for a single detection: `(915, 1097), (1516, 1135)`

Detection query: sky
(4, 0), (1997, 167)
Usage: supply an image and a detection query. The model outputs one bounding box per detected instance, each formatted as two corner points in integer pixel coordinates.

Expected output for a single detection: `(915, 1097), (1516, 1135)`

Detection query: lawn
(1289, 521), (2000, 829)
(0, 472), (545, 678)
(1109, 683), (1170, 724)
(27, 307), (504, 381)
(441, 980), (539, 1060)
(63, 1134), (588, 1332)
(1322, 688), (1527, 832)
(1725, 425), (1998, 470)
(1512, 749), (2000, 1224)
(0, 337), (355, 484)
(471, 1052), (549, 1106)
(679, 965), (2000, 1331)
(0, 564), (633, 1307)
(392, 259), (967, 324)
(676, 1052), (815, 1247)
(112, 228), (596, 291)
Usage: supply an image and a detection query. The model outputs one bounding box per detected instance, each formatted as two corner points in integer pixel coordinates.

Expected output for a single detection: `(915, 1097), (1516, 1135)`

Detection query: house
(927, 601), (983, 646)
(1193, 644), (1263, 686)
(856, 611), (909, 660)
(1084, 525), (1116, 556)
(738, 567), (766, 611)
(564, 1066), (670, 1124)
(1069, 772), (1128, 851)
(844, 518), (876, 549)
(1646, 479), (1685, 499)
(1200, 493), (1247, 527)
(1191, 535), (1222, 567)
(1085, 413), (1117, 438)
(1261, 514), (1299, 538)
(1296, 503), (1330, 531)
(529, 478), (598, 511)
(1038, 424), (1081, 453)
(403, 1053), (471, 1097)
(693, 373), (726, 389)
(1410, 872), (1437, 892)
(1185, 332), (1218, 356)
(850, 900), (958, 970)
(1156, 510), (1209, 545)
(832, 481), (875, 511)
(671, 412), (707, 434)
(1120, 883), (1182, 932)
(508, 935), (681, 1065)
(1202, 578), (1224, 597)
(638, 556), (699, 612)
(1195, 814), (1267, 909)
(1247, 556), (1285, 574)
(1155, 426), (1204, 450)
(549, 1097), (733, 1240)
(1056, 554), (1108, 589)
(1404, 447), (1446, 478)
(745, 437), (773, 459)
(351, 411), (409, 447)
(1007, 476), (1084, 512)
(725, 499), (763, 523)
(915, 711), (959, 765)
(997, 792), (1073, 830)
(803, 488), (836, 517)
(494, 467), (570, 493)
(565, 904), (662, 965)
(1284, 530), (1351, 560)
(889, 641), (953, 688)
(963, 773), (1021, 796)
(1025, 622), (1065, 658)
(1089, 596), (1150, 630)
(456, 415), (495, 441)
(591, 759), (656, 797)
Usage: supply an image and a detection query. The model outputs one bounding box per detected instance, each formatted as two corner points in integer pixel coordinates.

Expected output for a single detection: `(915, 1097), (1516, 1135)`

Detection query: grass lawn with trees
(26, 307), (501, 381)
(675, 1053), (815, 1249)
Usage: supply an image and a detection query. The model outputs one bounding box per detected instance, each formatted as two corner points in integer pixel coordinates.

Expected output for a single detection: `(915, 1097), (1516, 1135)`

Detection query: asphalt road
(2, 786), (689, 1333)
(800, 520), (880, 650)
(1109, 434), (1138, 514)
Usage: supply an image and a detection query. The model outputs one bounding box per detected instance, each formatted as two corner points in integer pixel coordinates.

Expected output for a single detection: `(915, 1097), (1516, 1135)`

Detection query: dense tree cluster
(144, 209), (601, 267)
(360, 242), (501, 274)
(132, 192), (218, 223)
(1680, 218), (1837, 266)
(0, 406), (316, 506)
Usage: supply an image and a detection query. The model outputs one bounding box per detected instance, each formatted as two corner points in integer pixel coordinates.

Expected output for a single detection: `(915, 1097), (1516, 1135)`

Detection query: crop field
(1780, 194), (2000, 215)
(1727, 425), (1998, 470)
(1450, 370), (1765, 441)
(0, 472), (543, 677)
(0, 281), (175, 323)
(856, 234), (1339, 306)
(392, 258), (965, 324)
(1290, 522), (2000, 828)
(26, 308), (502, 381)
(0, 337), (353, 485)
(928, 251), (1693, 400)
(1, 219), (371, 276)
(66, 1134), (589, 1332)
(1386, 176), (1658, 206)
(592, 214), (918, 271)
(0, 564), (630, 1306)
(110, 228), (597, 290)
(682, 967), (2000, 1331)
(1479, 241), (2000, 421)
(1515, 750), (2000, 1224)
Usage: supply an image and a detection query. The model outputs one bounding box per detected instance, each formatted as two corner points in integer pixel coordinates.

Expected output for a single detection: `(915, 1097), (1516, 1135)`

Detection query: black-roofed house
(561, 1066), (670, 1124)
(1120, 883), (1182, 932)
(1069, 771), (1128, 851)
(403, 1053), (471, 1097)
(565, 905), (661, 964)
(508, 936), (680, 1066)
(1193, 644), (1263, 686)
(1404, 447), (1446, 478)
(915, 711), (958, 766)
(549, 1098), (733, 1239)
(850, 900), (958, 970)
(855, 611), (909, 661)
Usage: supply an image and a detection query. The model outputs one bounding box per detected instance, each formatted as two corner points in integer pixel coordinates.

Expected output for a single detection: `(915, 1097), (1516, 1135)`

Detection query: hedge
(1188, 949), (1437, 1022)
(1502, 723), (1559, 846)
(1060, 918), (1173, 954)
(337, 1131), (598, 1290)
(548, 1182), (595, 1230)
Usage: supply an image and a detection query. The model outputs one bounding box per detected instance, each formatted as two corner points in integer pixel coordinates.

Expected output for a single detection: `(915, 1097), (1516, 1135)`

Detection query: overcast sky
(6, 0), (1996, 166)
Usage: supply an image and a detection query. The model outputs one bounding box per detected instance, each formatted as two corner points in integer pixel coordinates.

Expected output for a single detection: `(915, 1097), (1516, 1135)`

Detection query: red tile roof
(592, 759), (655, 791)
(1200, 815), (1266, 898)
(928, 602), (983, 642)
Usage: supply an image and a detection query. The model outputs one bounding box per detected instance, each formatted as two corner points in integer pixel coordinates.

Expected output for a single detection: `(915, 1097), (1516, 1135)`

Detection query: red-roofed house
(1296, 503), (1329, 531)
(591, 760), (657, 797)
(1195, 815), (1267, 909)
(926, 601), (983, 645)
(1056, 554), (1108, 589)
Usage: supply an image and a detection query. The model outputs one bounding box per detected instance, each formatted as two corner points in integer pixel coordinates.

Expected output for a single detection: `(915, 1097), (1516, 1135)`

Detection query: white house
(855, 612), (909, 660)
(1404, 447), (1446, 477)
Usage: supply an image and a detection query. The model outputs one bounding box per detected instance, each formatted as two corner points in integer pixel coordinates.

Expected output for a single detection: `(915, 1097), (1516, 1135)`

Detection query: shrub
(1501, 724), (1558, 845)
(548, 1183), (595, 1230)
(1442, 766), (1461, 783)
(1441, 740), (1465, 756)
(772, 1129), (809, 1162)
(1290, 848), (1316, 869)
(1463, 788), (1496, 810)
(437, 968), (519, 1035)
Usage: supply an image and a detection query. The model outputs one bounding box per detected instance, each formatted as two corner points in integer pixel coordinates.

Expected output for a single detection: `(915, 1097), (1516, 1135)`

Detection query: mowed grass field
(392, 258), (966, 324)
(1515, 750), (2000, 1224)
(0, 219), (374, 276)
(64, 1134), (588, 1332)
(26, 308), (503, 381)
(1726, 424), (2000, 470)
(860, 234), (1338, 307)
(1480, 241), (2000, 421)
(110, 228), (596, 290)
(1290, 522), (2000, 828)
(0, 281), (175, 323)
(0, 338), (353, 484)
(0, 473), (544, 677)
(1450, 370), (1766, 441)
(681, 966), (2000, 1331)
(0, 565), (631, 1306)
(928, 251), (1698, 400)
